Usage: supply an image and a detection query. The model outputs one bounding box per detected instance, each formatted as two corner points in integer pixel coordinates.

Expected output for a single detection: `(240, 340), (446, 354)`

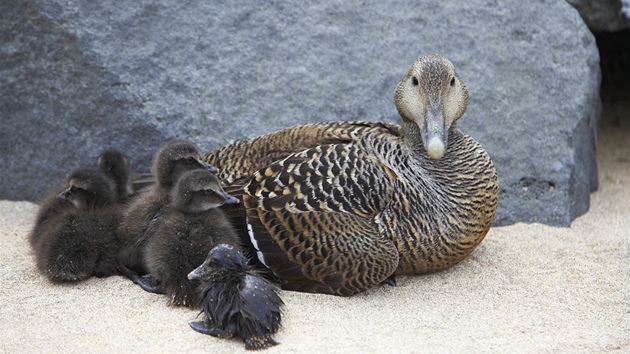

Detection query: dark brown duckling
(96, 148), (133, 203)
(28, 189), (75, 250)
(139, 169), (240, 306)
(30, 168), (121, 282)
(188, 244), (284, 350)
(117, 140), (217, 286)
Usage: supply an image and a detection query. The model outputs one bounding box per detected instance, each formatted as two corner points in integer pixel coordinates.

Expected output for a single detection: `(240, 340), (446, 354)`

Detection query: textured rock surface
(566, 0), (630, 31)
(1, 0), (600, 226)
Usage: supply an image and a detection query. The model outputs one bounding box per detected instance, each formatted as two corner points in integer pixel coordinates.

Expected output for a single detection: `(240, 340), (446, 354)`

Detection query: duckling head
(171, 170), (239, 213)
(97, 149), (129, 181)
(188, 244), (247, 281)
(153, 140), (218, 188)
(57, 169), (115, 209)
(394, 54), (469, 159)
(96, 149), (131, 197)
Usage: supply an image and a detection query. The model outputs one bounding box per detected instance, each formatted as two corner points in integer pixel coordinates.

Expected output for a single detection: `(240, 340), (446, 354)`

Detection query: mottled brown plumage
(204, 54), (499, 296)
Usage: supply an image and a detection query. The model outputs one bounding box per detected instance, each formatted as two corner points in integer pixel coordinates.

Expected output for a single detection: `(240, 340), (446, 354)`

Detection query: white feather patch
(247, 223), (268, 267)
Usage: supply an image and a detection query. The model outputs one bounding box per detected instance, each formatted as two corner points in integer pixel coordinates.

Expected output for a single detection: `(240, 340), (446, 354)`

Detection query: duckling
(29, 150), (132, 250)
(96, 148), (133, 203)
(188, 244), (284, 350)
(203, 54), (499, 296)
(28, 189), (75, 250)
(139, 169), (240, 306)
(30, 169), (121, 282)
(117, 139), (217, 286)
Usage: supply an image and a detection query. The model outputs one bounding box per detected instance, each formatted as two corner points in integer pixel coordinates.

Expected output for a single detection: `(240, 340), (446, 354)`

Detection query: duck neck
(401, 121), (424, 154)
(385, 128), (498, 274)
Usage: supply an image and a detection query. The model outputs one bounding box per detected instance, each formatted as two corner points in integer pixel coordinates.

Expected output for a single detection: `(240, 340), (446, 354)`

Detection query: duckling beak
(57, 185), (73, 200)
(188, 261), (224, 280)
(188, 264), (206, 280)
(223, 193), (239, 205)
(202, 161), (218, 174)
(421, 99), (447, 159)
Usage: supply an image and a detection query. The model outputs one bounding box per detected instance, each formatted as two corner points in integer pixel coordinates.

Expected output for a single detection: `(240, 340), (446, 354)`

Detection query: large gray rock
(566, 0), (630, 31)
(0, 0), (600, 226)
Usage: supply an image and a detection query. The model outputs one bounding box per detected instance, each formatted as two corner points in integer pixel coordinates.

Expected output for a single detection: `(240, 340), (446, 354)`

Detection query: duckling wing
(243, 143), (399, 296)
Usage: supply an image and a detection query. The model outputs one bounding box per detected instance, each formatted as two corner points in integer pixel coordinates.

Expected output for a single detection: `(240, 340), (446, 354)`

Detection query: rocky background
(567, 0), (630, 31)
(1, 0), (626, 227)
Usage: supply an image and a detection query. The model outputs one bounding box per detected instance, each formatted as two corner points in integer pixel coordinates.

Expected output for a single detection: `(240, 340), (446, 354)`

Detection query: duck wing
(204, 121), (400, 184)
(243, 142), (400, 296)
(246, 208), (399, 296)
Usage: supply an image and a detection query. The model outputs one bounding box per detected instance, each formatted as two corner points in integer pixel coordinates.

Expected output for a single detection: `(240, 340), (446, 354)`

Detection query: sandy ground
(1, 112), (628, 353)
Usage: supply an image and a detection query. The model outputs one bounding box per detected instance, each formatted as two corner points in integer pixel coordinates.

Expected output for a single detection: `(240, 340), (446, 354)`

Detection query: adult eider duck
(117, 139), (217, 286)
(203, 54), (499, 296)
(140, 169), (240, 307)
(29, 168), (121, 282)
(188, 244), (284, 350)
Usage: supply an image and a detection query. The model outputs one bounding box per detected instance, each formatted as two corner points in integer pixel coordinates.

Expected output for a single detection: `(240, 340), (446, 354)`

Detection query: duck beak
(187, 263), (206, 280)
(421, 99), (447, 159)
(203, 161), (218, 174)
(188, 259), (224, 280)
(57, 186), (72, 200)
(223, 193), (239, 205)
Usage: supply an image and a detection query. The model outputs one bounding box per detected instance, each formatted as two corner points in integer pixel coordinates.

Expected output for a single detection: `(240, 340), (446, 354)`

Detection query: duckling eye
(412, 76), (419, 86)
(203, 189), (216, 195)
(186, 156), (195, 163)
(450, 77), (455, 86)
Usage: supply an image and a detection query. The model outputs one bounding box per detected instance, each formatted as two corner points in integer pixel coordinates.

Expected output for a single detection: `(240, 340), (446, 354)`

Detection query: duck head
(153, 139), (218, 188)
(188, 244), (247, 281)
(57, 169), (115, 209)
(171, 169), (239, 213)
(394, 54), (469, 159)
(96, 149), (131, 197)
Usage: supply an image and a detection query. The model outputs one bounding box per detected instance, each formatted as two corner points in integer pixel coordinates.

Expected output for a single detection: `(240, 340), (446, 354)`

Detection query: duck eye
(450, 77), (455, 86)
(203, 189), (216, 195)
(186, 156), (195, 163)
(412, 76), (419, 86)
